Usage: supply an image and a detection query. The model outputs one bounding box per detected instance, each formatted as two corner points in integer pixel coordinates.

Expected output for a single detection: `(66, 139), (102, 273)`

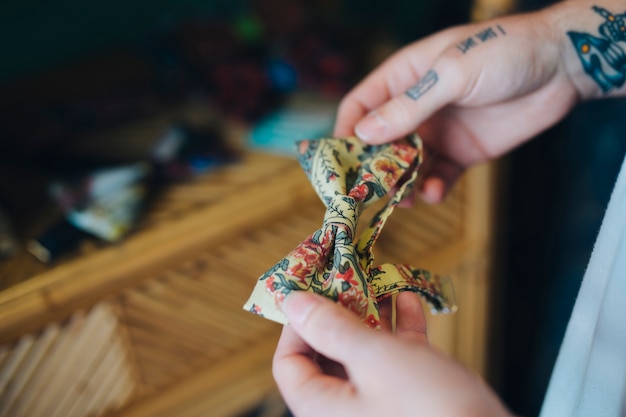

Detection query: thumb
(355, 54), (466, 144)
(282, 292), (383, 372)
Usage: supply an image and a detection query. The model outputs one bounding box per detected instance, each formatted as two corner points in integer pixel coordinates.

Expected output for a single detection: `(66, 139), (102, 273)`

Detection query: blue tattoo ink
(569, 7), (626, 93)
(405, 71), (439, 100)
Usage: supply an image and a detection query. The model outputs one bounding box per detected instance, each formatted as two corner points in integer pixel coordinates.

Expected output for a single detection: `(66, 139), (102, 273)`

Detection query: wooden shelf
(0, 146), (499, 417)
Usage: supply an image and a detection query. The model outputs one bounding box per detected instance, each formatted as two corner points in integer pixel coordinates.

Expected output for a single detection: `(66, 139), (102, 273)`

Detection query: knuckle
(336, 97), (352, 117)
(377, 98), (419, 130)
(432, 49), (468, 98)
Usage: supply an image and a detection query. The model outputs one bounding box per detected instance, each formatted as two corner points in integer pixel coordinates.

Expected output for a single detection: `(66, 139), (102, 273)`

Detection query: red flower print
(335, 267), (359, 286)
(273, 290), (287, 306)
(292, 239), (326, 268)
(365, 314), (380, 329)
(391, 143), (417, 164)
(338, 287), (368, 317)
(362, 172), (375, 182)
(349, 183), (369, 201)
(287, 261), (313, 285)
(265, 276), (276, 291)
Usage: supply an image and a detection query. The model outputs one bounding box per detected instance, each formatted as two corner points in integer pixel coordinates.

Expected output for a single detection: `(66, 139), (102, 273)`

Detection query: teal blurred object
(248, 97), (336, 156)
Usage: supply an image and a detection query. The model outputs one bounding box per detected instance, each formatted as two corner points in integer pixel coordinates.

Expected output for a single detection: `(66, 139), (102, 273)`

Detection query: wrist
(543, 0), (626, 100)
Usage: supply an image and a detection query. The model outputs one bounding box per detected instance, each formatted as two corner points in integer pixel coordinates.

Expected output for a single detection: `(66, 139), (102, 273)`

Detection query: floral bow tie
(244, 135), (456, 328)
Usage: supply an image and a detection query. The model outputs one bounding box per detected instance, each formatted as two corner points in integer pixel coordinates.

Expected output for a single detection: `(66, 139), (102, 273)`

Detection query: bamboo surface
(0, 303), (135, 417)
(0, 149), (498, 417)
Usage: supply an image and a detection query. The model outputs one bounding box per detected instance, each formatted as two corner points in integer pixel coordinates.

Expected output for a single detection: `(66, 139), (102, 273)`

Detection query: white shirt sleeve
(540, 155), (626, 417)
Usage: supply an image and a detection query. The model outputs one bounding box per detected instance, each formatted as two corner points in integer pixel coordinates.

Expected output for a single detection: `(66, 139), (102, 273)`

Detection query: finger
(273, 326), (355, 417)
(354, 51), (468, 144)
(407, 136), (464, 204)
(420, 177), (450, 204)
(277, 322), (349, 379)
(275, 323), (315, 360)
(282, 292), (384, 372)
(277, 314), (349, 380)
(378, 296), (394, 333)
(395, 292), (429, 344)
(419, 157), (464, 204)
(417, 72), (576, 203)
(398, 187), (417, 208)
(314, 353), (348, 379)
(333, 29), (459, 137)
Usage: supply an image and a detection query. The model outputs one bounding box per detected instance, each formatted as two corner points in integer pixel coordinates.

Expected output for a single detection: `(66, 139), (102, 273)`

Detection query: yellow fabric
(244, 135), (456, 328)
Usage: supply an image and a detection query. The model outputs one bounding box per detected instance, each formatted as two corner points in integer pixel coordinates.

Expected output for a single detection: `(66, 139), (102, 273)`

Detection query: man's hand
(334, 8), (582, 203)
(273, 292), (513, 417)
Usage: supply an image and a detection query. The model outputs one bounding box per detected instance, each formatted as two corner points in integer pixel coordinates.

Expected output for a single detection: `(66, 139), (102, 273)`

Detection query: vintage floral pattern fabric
(243, 135), (456, 328)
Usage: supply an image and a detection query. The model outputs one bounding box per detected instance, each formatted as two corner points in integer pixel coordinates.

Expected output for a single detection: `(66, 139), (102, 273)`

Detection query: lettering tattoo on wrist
(405, 70), (438, 100)
(456, 25), (506, 54)
(568, 6), (626, 93)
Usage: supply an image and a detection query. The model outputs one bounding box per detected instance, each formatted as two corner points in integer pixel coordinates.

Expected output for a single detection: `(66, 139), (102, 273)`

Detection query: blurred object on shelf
(27, 218), (91, 264)
(151, 123), (239, 181)
(50, 102), (226, 165)
(248, 93), (337, 156)
(0, 203), (18, 259)
(50, 163), (151, 244)
(32, 120), (239, 263)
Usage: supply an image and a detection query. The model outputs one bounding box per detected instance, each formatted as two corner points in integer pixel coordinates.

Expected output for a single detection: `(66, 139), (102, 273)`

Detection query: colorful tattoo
(405, 70), (438, 100)
(456, 25), (506, 54)
(568, 6), (626, 92)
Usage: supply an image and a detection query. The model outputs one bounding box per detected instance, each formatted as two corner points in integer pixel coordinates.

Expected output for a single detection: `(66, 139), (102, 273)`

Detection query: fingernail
(420, 178), (445, 204)
(355, 111), (389, 142)
(282, 292), (316, 326)
(419, 188), (439, 205)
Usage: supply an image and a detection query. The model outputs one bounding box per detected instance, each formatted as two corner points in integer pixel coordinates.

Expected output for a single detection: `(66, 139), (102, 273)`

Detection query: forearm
(543, 0), (626, 100)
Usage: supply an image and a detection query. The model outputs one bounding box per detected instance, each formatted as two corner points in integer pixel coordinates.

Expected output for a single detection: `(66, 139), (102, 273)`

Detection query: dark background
(1, 1), (625, 416)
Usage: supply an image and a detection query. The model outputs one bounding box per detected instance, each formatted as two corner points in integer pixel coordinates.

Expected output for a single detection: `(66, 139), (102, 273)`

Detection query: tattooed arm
(556, 1), (626, 96)
(334, 0), (626, 203)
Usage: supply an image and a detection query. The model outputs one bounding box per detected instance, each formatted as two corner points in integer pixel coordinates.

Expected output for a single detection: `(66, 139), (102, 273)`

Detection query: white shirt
(540, 155), (626, 417)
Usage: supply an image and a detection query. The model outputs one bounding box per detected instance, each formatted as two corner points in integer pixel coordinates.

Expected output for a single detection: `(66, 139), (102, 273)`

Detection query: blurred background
(1, 0), (626, 416)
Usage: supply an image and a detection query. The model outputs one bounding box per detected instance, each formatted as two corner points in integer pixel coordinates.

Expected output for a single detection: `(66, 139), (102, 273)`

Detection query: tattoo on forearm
(568, 6), (626, 93)
(405, 70), (438, 100)
(456, 25), (506, 54)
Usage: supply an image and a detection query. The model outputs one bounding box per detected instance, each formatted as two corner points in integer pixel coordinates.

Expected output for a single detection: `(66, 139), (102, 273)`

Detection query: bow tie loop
(300, 136), (420, 210)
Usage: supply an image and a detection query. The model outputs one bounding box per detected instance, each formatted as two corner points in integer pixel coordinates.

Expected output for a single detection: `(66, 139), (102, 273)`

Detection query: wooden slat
(66, 336), (132, 417)
(0, 324), (60, 415)
(26, 306), (114, 417)
(0, 303), (135, 417)
(2, 312), (86, 417)
(110, 329), (280, 417)
(0, 334), (35, 396)
(0, 160), (313, 344)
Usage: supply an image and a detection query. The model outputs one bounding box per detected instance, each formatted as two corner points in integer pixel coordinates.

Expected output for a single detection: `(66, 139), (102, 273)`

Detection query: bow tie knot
(322, 195), (361, 240)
